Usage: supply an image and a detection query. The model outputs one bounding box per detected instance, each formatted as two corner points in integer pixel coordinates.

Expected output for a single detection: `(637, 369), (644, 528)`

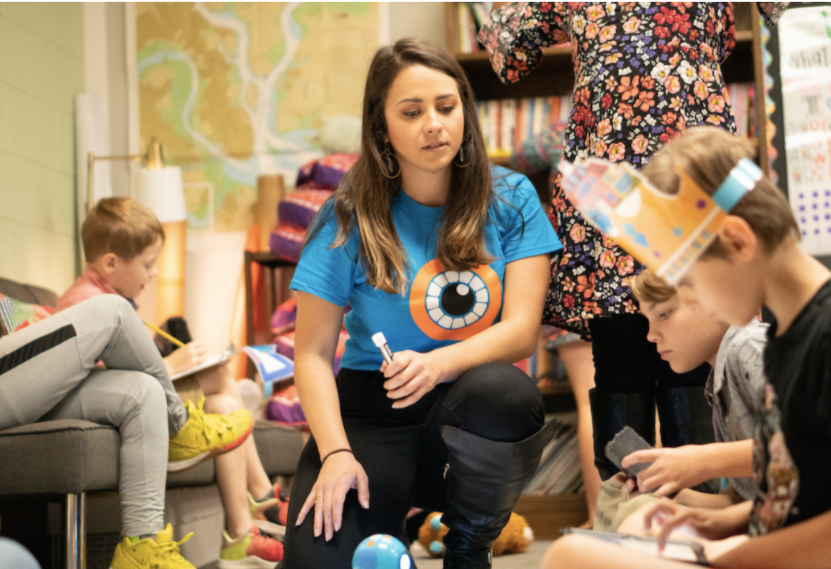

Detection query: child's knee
(204, 392), (241, 414)
(198, 367), (242, 399)
(132, 373), (167, 410)
(542, 534), (590, 569)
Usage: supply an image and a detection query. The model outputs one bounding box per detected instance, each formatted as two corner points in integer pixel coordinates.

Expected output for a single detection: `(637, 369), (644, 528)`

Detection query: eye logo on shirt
(409, 259), (502, 340)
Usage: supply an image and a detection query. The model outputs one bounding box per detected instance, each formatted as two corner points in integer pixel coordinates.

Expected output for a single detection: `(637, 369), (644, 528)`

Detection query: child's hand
(164, 341), (208, 375)
(380, 350), (445, 409)
(641, 501), (744, 550)
(617, 472), (643, 498)
(622, 445), (708, 496)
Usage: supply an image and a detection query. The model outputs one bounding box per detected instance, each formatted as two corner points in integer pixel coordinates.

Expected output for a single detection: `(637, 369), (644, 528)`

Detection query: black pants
(281, 362), (545, 569)
(589, 313), (710, 393)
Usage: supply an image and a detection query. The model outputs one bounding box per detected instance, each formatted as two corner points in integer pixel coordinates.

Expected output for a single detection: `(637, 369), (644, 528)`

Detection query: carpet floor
(410, 539), (552, 569)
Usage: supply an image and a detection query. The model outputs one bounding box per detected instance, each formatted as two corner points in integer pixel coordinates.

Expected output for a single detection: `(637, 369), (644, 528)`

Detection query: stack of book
(477, 96), (573, 159)
(523, 415), (584, 496)
(457, 2), (490, 53)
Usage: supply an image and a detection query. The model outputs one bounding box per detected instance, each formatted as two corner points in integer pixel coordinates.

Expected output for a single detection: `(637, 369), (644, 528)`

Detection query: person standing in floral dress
(480, 2), (787, 483)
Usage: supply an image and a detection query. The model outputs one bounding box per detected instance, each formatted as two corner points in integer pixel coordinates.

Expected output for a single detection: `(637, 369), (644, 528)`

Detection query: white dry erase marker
(372, 332), (394, 365)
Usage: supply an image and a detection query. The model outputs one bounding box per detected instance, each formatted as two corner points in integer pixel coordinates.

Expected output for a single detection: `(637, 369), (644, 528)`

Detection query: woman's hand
(381, 350), (445, 409)
(641, 500), (748, 550)
(163, 341), (208, 375)
(622, 446), (710, 496)
(296, 452), (370, 541)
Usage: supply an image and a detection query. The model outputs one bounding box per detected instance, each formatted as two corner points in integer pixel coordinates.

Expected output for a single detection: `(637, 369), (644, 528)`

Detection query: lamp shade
(133, 166), (186, 223)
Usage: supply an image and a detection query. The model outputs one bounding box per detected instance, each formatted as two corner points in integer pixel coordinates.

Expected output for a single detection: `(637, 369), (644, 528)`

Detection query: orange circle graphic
(409, 259), (502, 341)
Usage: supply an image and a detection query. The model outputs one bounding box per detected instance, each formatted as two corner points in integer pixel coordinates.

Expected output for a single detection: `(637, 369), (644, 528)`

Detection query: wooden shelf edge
(455, 44), (572, 64)
(246, 251), (298, 268)
(514, 493), (588, 539)
(538, 383), (573, 396)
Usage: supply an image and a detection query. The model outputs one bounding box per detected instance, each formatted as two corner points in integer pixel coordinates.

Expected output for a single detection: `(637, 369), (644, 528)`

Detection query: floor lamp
(87, 139), (187, 324)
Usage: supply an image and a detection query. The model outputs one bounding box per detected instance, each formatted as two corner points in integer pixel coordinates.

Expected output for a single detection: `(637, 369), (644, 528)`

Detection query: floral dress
(480, 2), (787, 337)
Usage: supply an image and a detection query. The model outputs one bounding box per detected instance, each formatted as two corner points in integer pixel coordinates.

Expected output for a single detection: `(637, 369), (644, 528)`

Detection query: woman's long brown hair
(305, 38), (494, 295)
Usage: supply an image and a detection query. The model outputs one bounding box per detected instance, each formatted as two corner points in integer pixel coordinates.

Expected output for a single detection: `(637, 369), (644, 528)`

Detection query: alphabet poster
(778, 7), (831, 255)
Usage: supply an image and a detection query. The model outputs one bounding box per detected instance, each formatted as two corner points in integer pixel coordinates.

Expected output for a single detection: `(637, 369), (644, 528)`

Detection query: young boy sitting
(593, 269), (766, 530)
(544, 127), (831, 568)
(58, 198), (285, 566)
(622, 269), (768, 505)
(0, 294), (251, 568)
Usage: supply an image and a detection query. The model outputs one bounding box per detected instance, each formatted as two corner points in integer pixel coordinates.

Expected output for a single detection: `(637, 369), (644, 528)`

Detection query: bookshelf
(446, 1), (773, 538)
(446, 4), (770, 172)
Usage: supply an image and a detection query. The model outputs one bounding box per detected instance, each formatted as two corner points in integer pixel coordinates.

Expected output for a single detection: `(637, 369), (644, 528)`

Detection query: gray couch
(0, 278), (304, 569)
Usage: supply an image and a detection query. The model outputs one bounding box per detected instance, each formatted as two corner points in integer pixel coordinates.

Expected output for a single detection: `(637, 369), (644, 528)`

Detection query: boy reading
(58, 198), (284, 566)
(544, 127), (831, 568)
(0, 294), (251, 568)
(623, 269), (767, 505)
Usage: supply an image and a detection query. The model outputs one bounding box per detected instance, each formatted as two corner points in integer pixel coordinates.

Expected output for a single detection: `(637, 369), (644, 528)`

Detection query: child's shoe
(168, 396), (254, 473)
(110, 524), (195, 569)
(248, 483), (289, 539)
(218, 525), (284, 568)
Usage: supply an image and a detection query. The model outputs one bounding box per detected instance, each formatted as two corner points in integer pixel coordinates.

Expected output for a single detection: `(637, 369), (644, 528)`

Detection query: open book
(169, 344), (294, 385)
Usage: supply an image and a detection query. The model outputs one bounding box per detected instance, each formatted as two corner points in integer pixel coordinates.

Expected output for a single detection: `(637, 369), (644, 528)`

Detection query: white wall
(389, 2), (446, 48)
(0, 3), (84, 293)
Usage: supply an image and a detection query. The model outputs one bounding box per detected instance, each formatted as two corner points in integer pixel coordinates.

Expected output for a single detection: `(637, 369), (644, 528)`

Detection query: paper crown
(558, 157), (762, 284)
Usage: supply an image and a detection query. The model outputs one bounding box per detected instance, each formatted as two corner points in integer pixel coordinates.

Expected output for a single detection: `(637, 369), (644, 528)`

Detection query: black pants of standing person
(280, 362), (548, 569)
(588, 313), (716, 483)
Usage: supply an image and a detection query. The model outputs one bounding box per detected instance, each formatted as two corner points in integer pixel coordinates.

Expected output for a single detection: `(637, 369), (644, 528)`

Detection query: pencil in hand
(143, 320), (186, 348)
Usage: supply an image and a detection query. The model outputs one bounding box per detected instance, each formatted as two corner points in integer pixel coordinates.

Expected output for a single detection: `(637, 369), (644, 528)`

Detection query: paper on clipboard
(169, 344), (238, 381)
(168, 343), (295, 385)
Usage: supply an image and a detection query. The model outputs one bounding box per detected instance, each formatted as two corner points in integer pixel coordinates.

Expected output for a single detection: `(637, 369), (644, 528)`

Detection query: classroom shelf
(448, 3), (768, 171)
(513, 493), (588, 539)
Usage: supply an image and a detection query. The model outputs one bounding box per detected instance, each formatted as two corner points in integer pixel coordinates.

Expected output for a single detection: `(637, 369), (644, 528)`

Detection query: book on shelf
(523, 414), (584, 496)
(457, 2), (491, 53)
(478, 85), (752, 160)
(170, 343), (294, 385)
(726, 83), (755, 139)
(478, 96), (573, 158)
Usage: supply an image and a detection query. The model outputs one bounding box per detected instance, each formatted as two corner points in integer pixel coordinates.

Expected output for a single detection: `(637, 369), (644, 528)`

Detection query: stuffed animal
(417, 512), (534, 558)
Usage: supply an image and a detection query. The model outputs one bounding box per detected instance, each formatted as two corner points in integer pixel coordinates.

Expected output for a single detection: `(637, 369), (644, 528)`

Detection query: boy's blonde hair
(632, 269), (676, 305)
(643, 127), (799, 258)
(83, 198), (165, 262)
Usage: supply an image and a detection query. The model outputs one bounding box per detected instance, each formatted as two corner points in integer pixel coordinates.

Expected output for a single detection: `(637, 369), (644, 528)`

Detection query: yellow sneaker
(168, 396), (254, 473)
(110, 524), (194, 569)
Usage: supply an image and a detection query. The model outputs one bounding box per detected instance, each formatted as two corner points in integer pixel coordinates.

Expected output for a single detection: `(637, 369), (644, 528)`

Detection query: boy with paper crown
(543, 127), (831, 568)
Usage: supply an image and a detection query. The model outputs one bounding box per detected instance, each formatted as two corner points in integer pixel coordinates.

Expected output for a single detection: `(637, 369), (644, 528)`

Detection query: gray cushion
(0, 277), (58, 309)
(0, 420), (120, 495)
(252, 420), (304, 476)
(0, 419), (304, 496)
(165, 458), (216, 487)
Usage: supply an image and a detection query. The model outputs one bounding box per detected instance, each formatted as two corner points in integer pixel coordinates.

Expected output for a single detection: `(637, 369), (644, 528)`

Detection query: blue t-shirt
(290, 167), (562, 371)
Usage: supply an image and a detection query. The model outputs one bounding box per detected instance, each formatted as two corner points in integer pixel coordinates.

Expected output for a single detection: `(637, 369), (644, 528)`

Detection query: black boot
(655, 385), (719, 493)
(589, 389), (656, 481)
(439, 419), (560, 568)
